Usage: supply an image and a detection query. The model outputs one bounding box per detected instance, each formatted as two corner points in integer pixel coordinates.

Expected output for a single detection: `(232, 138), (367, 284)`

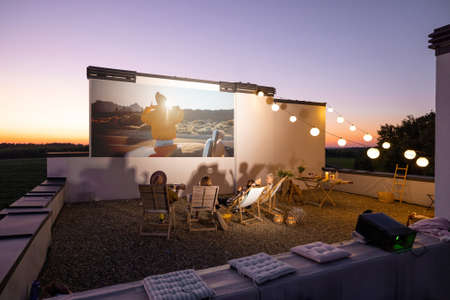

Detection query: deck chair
(187, 185), (219, 231)
(259, 176), (287, 216)
(138, 184), (175, 239)
(237, 186), (266, 225)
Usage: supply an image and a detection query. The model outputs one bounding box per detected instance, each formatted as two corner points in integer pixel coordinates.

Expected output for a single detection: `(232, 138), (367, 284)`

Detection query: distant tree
(376, 112), (435, 176)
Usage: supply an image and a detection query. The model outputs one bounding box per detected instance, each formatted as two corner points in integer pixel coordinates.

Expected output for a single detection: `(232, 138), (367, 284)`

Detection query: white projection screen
(89, 77), (234, 157)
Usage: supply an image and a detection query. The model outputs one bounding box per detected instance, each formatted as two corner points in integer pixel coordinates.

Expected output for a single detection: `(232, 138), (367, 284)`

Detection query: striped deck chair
(238, 187), (266, 225)
(259, 176), (287, 216)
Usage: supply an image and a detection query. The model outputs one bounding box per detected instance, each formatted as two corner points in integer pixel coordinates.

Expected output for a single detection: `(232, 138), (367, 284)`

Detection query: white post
(429, 24), (450, 219)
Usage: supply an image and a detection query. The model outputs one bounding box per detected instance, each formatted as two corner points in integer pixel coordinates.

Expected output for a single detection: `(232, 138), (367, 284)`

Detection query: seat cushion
(290, 241), (351, 263)
(143, 269), (214, 300)
(228, 252), (296, 285)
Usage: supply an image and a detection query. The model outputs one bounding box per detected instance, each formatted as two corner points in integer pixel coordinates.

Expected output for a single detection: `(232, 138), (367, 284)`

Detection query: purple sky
(0, 0), (448, 145)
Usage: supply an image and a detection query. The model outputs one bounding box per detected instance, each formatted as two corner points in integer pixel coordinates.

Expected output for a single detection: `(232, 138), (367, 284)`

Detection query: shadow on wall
(232, 162), (288, 190)
(67, 158), (138, 202)
(186, 163), (233, 195)
(65, 159), (302, 202)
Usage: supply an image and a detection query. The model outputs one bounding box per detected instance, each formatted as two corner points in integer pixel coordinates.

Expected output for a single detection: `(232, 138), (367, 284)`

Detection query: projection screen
(90, 77), (234, 157)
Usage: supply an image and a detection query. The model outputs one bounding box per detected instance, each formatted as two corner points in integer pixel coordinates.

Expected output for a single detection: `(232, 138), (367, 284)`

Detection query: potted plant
(277, 169), (294, 178)
(297, 165), (305, 175)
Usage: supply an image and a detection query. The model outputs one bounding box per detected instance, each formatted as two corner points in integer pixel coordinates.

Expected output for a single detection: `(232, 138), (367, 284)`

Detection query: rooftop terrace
(39, 191), (433, 294)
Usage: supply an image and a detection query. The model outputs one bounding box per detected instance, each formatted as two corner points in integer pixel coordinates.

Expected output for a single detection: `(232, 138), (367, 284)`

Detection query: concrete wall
(48, 94), (325, 202)
(435, 52), (450, 219)
(332, 171), (434, 207)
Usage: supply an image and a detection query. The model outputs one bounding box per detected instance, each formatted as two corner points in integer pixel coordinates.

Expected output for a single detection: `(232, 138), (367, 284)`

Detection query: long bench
(45, 233), (449, 300)
(0, 178), (66, 300)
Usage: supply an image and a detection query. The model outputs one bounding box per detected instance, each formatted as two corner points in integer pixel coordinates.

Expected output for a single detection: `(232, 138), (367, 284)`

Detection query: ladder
(391, 164), (408, 203)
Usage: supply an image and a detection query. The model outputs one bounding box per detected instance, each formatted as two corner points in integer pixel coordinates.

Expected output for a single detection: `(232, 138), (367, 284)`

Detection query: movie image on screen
(90, 79), (234, 157)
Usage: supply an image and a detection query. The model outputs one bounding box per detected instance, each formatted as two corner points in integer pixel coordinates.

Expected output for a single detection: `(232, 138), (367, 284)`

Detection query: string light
(271, 103), (280, 112)
(363, 133), (373, 142)
(310, 127), (320, 136)
(367, 148), (380, 159)
(269, 99), (429, 167)
(416, 157), (429, 167)
(404, 150), (416, 160)
(337, 138), (347, 147)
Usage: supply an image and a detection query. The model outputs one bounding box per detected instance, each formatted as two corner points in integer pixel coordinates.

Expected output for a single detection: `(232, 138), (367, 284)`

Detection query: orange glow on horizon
(0, 131), (88, 145)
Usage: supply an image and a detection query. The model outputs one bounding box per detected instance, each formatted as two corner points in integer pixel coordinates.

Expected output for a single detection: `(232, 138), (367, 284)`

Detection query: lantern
(337, 138), (346, 147)
(310, 127), (320, 136)
(416, 157), (429, 167)
(363, 134), (373, 142)
(271, 103), (280, 111)
(367, 148), (380, 159)
(404, 150), (416, 160)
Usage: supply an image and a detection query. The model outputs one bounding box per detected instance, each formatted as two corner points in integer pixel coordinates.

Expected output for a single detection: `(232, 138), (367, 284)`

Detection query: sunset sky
(0, 1), (448, 146)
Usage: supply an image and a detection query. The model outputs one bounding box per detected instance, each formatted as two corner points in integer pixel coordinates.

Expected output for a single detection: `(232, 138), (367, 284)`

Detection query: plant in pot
(277, 169), (294, 178)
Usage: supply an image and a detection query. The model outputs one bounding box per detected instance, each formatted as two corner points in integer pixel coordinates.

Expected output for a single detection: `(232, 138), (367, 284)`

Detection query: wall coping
(323, 167), (434, 183)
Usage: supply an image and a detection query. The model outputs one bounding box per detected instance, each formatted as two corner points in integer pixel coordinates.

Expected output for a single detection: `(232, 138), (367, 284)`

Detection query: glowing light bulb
(349, 125), (356, 131)
(367, 148), (380, 159)
(310, 127), (320, 136)
(404, 150), (416, 160)
(257, 91), (264, 97)
(416, 157), (429, 167)
(382, 142), (391, 149)
(337, 138), (346, 147)
(271, 103), (280, 112)
(337, 116), (344, 123)
(363, 134), (373, 142)
(327, 107), (334, 112)
(289, 115), (297, 123)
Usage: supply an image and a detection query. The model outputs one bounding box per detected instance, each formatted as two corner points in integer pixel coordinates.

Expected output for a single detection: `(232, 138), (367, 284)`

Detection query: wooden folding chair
(138, 184), (176, 239)
(237, 187), (266, 225)
(187, 186), (219, 231)
(259, 176), (287, 216)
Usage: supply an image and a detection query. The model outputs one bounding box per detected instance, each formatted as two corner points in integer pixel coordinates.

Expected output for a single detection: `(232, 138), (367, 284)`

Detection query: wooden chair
(259, 176), (287, 216)
(187, 186), (219, 231)
(138, 184), (175, 239)
(237, 187), (266, 225)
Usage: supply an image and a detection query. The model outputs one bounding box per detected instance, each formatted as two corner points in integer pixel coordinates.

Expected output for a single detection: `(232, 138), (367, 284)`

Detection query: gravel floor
(39, 191), (433, 293)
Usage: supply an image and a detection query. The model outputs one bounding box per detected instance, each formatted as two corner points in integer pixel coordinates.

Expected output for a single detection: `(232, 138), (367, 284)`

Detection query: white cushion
(291, 242), (351, 263)
(228, 252), (296, 285)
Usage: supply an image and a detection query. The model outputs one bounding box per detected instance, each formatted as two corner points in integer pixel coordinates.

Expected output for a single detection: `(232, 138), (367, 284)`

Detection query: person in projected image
(212, 130), (226, 157)
(141, 92), (184, 156)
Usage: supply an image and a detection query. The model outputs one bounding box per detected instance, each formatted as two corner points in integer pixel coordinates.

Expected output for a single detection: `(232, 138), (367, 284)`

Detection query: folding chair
(237, 187), (266, 225)
(259, 176), (287, 216)
(138, 184), (175, 239)
(187, 186), (219, 231)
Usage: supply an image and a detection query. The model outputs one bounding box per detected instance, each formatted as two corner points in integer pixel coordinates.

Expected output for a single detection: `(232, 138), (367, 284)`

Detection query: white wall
(48, 157), (235, 202)
(332, 172), (434, 207)
(235, 94), (325, 188)
(48, 93), (325, 202)
(435, 52), (450, 218)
